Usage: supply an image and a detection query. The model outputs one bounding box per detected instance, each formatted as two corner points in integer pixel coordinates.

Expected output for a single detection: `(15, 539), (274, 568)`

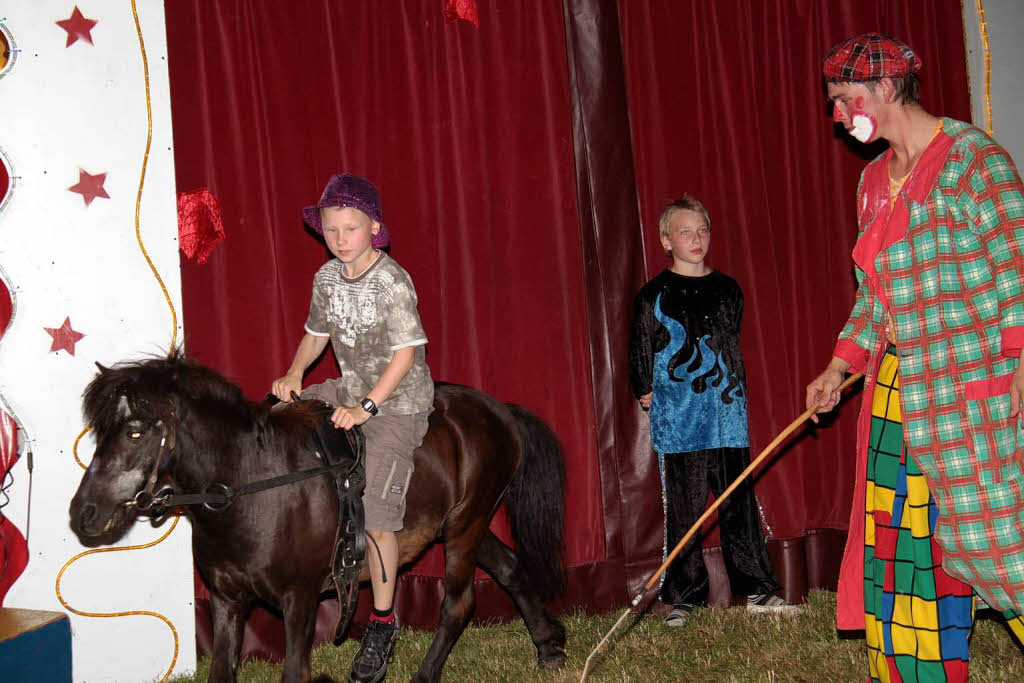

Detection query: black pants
(659, 447), (781, 606)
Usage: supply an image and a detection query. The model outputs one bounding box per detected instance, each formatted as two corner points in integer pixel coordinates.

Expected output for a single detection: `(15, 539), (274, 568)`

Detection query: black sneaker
(348, 620), (398, 683)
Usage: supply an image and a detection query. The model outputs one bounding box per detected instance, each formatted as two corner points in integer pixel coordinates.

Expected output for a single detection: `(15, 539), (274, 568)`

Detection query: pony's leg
(207, 592), (252, 683)
(280, 589), (320, 683)
(476, 530), (567, 669)
(412, 524), (486, 683)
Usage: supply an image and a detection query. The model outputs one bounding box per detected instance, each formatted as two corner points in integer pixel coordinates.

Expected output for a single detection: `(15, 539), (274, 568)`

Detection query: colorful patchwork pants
(865, 349), (1024, 682)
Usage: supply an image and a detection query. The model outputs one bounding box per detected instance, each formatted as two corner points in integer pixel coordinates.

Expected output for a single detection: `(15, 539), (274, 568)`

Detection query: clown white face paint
(847, 96), (876, 143)
(850, 113), (877, 143)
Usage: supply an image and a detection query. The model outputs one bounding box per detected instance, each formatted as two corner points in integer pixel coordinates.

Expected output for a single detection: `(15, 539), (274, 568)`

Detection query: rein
(124, 420), (363, 516)
(129, 460), (362, 515)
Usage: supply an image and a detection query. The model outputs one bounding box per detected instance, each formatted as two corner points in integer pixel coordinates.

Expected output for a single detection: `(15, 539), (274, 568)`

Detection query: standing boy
(272, 173), (433, 683)
(630, 195), (790, 627)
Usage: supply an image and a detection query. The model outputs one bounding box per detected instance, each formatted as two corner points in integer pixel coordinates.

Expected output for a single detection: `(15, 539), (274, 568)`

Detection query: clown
(807, 33), (1024, 682)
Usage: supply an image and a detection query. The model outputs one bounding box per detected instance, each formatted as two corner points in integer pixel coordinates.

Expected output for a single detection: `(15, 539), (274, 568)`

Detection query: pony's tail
(504, 403), (567, 602)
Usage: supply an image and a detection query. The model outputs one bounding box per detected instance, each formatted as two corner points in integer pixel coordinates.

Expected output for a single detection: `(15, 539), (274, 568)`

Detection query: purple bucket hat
(303, 173), (390, 249)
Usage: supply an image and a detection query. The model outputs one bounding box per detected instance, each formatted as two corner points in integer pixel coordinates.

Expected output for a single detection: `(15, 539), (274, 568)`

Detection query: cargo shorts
(300, 381), (430, 531)
(358, 411), (429, 532)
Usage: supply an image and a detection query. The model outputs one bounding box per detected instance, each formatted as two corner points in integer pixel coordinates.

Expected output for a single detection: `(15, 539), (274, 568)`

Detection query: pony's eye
(128, 431), (143, 440)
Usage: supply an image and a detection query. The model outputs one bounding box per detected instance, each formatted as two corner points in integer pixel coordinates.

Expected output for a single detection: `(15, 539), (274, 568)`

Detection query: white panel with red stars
(0, 3), (194, 681)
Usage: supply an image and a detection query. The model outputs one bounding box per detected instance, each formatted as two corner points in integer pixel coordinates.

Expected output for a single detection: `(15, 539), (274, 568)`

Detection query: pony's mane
(82, 349), (253, 436)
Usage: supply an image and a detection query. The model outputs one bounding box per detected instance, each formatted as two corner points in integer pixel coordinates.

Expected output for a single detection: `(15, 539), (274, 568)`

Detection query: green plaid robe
(833, 119), (1024, 621)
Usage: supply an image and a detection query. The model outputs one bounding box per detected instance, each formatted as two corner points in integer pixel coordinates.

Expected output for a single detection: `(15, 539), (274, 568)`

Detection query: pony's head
(68, 350), (245, 544)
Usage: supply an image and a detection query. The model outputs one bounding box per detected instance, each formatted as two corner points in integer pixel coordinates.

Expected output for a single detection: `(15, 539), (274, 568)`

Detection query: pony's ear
(95, 362), (110, 374)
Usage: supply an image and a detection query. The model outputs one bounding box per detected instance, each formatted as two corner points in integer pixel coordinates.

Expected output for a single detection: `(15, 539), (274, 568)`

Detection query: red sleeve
(833, 338), (869, 374)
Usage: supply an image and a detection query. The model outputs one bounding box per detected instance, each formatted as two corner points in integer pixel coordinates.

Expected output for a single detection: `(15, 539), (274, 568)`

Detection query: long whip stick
(580, 372), (864, 681)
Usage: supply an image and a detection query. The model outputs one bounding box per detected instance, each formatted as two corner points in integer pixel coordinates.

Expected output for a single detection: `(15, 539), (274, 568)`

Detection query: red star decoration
(44, 317), (86, 356)
(56, 6), (98, 47)
(68, 169), (110, 206)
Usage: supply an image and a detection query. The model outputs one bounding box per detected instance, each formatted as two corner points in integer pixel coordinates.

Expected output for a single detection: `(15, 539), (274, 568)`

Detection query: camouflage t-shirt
(304, 252), (434, 415)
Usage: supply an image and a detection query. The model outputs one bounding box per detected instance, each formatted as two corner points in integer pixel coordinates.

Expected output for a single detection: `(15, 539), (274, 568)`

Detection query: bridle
(122, 420), (364, 517)
(124, 419), (175, 514)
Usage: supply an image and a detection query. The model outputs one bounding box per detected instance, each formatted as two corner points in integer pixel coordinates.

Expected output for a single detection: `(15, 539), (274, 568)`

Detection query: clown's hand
(806, 357), (850, 423)
(1010, 361), (1024, 421)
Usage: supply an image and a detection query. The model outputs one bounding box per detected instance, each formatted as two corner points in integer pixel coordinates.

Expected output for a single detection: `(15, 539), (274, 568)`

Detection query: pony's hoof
(537, 649), (566, 670)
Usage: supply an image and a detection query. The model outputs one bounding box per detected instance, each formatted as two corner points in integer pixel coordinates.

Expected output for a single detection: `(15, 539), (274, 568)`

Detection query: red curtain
(165, 0), (973, 657)
(619, 0), (971, 540)
(166, 0), (609, 654)
(167, 0), (600, 562)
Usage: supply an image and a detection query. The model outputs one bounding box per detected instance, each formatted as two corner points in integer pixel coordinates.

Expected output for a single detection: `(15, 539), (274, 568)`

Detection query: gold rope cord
(71, 424), (90, 469)
(975, 0), (993, 135)
(58, 2), (182, 681)
(55, 516), (182, 681)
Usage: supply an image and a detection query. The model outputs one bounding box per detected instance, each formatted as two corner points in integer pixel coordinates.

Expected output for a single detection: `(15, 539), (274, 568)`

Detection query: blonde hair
(658, 194), (711, 237)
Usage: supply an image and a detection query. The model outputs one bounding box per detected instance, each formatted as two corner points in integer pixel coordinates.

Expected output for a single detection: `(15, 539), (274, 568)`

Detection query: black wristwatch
(360, 397), (379, 416)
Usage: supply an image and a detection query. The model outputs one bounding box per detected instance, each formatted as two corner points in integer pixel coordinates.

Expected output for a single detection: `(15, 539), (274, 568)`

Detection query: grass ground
(170, 590), (1024, 681)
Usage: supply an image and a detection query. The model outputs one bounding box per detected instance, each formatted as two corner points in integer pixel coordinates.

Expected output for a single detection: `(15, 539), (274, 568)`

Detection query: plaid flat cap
(823, 33), (921, 82)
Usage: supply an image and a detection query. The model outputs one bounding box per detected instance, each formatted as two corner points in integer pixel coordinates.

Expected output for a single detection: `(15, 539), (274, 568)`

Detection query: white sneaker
(663, 604), (695, 627)
(746, 593), (800, 614)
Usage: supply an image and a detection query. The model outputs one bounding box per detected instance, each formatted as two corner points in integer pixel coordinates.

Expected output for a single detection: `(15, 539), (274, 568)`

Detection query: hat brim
(303, 204), (326, 234)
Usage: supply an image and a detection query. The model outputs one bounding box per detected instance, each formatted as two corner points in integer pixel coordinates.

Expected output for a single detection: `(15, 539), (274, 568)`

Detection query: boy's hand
(271, 373), (303, 402)
(331, 405), (372, 431)
(639, 392), (652, 410)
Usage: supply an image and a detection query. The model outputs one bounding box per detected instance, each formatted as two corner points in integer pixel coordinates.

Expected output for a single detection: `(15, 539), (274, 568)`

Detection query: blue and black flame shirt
(629, 269), (749, 453)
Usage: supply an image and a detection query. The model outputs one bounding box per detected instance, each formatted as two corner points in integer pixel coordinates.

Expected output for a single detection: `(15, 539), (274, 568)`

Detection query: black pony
(68, 352), (567, 682)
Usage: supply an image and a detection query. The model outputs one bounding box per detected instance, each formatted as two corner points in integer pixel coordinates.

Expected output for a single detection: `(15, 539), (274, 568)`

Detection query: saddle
(304, 399), (367, 645)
